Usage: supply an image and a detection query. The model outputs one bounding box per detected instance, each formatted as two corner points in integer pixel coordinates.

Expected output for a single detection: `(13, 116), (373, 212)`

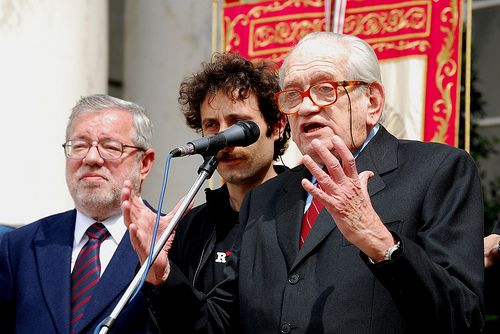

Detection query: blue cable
(94, 153), (173, 334)
(131, 153), (172, 301)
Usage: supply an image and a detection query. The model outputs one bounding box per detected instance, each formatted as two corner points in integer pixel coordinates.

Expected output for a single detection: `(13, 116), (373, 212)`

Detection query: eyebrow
(284, 72), (336, 90)
(202, 113), (247, 125)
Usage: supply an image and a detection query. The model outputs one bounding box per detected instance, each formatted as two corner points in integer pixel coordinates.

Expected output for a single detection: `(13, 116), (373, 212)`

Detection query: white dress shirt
(71, 211), (127, 275)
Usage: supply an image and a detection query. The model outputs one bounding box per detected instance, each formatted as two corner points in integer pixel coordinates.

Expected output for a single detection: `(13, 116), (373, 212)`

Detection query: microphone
(169, 120), (260, 157)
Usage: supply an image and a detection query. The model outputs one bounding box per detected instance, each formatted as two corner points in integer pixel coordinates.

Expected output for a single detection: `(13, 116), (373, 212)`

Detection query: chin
(220, 171), (246, 184)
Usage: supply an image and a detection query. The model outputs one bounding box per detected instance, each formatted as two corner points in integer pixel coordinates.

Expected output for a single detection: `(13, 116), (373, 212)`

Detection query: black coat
(146, 126), (485, 333)
(169, 184), (239, 292)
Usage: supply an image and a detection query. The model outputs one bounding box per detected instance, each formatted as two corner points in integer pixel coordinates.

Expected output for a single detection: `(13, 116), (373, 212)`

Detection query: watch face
(383, 241), (401, 261)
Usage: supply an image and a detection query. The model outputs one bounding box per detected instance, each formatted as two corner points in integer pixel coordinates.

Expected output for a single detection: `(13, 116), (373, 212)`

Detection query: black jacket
(169, 183), (239, 293)
(145, 126), (484, 333)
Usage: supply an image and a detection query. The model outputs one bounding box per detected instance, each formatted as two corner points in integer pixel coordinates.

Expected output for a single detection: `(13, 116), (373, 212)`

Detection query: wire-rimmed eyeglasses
(62, 139), (145, 160)
(274, 80), (366, 115)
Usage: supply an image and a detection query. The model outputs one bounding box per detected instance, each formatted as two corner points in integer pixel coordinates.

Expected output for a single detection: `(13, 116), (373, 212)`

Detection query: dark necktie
(71, 222), (110, 332)
(300, 183), (324, 248)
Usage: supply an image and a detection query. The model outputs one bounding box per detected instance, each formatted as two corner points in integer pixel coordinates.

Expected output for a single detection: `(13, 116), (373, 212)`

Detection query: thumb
(358, 170), (374, 197)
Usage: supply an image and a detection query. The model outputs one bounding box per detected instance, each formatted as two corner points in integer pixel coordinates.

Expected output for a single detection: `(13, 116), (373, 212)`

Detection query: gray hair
(280, 32), (382, 87)
(279, 32), (384, 121)
(65, 94), (153, 150)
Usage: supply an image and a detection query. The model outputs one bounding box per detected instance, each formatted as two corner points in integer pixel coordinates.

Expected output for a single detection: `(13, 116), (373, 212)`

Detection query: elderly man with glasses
(0, 94), (157, 334)
(127, 32), (485, 334)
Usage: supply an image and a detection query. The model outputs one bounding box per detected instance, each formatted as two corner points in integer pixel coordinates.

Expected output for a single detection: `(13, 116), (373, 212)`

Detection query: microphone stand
(98, 156), (219, 334)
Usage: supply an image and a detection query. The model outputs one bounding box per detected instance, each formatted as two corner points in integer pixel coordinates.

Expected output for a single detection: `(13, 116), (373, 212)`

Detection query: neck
(226, 165), (278, 212)
(76, 201), (125, 222)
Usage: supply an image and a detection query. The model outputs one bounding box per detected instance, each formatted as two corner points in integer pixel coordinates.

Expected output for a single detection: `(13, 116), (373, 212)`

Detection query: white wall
(123, 0), (220, 212)
(0, 0), (108, 226)
(122, 1), (303, 212)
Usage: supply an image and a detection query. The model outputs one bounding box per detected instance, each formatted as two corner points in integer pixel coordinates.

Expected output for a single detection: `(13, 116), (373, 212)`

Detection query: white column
(0, 0), (108, 226)
(123, 0), (215, 211)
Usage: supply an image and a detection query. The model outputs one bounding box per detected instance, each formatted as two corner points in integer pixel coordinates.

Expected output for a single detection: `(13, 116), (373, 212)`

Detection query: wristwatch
(368, 241), (401, 264)
(384, 241), (401, 261)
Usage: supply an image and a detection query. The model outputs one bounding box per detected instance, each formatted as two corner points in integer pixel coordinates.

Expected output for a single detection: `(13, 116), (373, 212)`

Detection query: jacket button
(280, 322), (291, 333)
(288, 273), (299, 284)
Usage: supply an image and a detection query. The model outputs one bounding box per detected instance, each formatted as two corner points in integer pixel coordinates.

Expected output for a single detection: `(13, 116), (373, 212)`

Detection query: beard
(66, 162), (141, 221)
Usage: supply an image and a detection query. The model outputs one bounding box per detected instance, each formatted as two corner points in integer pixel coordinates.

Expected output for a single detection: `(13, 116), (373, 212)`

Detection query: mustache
(217, 150), (244, 161)
(76, 167), (109, 181)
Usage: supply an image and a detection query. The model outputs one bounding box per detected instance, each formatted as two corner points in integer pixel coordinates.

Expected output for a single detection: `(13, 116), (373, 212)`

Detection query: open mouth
(304, 123), (324, 133)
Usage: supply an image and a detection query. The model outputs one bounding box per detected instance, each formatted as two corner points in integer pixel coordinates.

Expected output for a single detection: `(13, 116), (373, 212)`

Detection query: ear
(273, 114), (288, 141)
(139, 148), (155, 182)
(366, 82), (385, 127)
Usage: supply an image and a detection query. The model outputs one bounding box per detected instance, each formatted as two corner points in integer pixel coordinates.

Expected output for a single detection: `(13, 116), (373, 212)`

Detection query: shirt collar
(353, 123), (380, 159)
(73, 210), (127, 247)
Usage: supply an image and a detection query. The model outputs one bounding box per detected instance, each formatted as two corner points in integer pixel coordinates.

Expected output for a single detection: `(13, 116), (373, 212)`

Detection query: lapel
(275, 165), (309, 270)
(34, 210), (76, 334)
(284, 127), (399, 271)
(75, 230), (138, 333)
(356, 126), (399, 197)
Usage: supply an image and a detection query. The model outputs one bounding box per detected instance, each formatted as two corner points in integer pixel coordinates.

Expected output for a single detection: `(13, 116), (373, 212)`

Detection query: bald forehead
(282, 37), (347, 88)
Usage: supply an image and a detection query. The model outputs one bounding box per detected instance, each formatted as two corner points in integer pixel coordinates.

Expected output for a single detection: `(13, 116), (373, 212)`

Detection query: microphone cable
(130, 153), (173, 302)
(94, 153), (173, 334)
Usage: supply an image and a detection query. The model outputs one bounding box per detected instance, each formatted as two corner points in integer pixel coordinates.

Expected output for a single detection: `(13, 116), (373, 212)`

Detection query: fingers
(162, 196), (191, 222)
(484, 234), (500, 268)
(302, 154), (330, 185)
(145, 197), (194, 288)
(330, 136), (358, 179)
(303, 137), (359, 184)
(122, 180), (133, 228)
(302, 137), (393, 258)
(153, 197), (194, 250)
(358, 170), (374, 194)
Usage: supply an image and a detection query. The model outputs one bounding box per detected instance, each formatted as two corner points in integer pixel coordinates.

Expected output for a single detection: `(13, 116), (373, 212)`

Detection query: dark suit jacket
(0, 209), (150, 334)
(148, 127), (485, 333)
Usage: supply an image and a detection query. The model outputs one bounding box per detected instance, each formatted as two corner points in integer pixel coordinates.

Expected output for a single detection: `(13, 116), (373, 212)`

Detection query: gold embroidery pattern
(343, 2), (431, 51)
(253, 18), (324, 49)
(371, 40), (431, 53)
(344, 7), (427, 38)
(431, 0), (459, 143)
(224, 0), (324, 59)
(250, 15), (324, 56)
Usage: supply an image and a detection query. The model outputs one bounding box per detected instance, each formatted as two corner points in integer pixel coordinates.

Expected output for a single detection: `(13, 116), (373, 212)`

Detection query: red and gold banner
(223, 0), (327, 65)
(222, 0), (462, 147)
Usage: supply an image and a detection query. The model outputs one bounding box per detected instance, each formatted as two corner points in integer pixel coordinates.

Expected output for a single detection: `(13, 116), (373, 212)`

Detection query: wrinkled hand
(301, 137), (395, 262)
(122, 180), (192, 287)
(484, 233), (500, 268)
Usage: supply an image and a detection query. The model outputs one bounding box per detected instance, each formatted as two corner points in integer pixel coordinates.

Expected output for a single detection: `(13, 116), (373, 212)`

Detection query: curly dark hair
(178, 52), (290, 160)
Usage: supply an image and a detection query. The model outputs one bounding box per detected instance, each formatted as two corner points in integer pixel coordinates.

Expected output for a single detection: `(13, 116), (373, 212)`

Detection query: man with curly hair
(123, 52), (290, 294)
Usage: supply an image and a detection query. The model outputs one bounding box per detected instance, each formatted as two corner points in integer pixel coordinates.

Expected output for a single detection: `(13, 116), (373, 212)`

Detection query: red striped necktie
(71, 222), (110, 332)
(300, 183), (324, 248)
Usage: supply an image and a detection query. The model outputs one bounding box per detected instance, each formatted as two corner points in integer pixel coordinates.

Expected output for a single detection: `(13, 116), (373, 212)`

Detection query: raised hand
(122, 180), (192, 287)
(301, 136), (396, 262)
(484, 233), (500, 268)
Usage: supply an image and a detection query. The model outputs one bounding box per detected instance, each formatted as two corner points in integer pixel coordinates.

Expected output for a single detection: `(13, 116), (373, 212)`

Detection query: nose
(82, 144), (104, 166)
(218, 121), (231, 132)
(297, 96), (320, 116)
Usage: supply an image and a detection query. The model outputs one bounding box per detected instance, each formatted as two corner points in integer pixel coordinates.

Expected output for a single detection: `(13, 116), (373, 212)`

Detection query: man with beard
(122, 52), (290, 297)
(0, 94), (156, 334)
